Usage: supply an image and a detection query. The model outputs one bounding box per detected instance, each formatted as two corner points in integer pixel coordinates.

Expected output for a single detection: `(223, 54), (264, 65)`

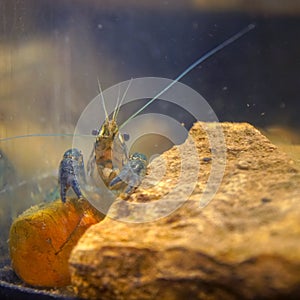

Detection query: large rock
(69, 122), (300, 300)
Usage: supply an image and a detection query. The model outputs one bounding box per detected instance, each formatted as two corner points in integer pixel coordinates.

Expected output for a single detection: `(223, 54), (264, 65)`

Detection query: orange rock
(9, 198), (104, 288)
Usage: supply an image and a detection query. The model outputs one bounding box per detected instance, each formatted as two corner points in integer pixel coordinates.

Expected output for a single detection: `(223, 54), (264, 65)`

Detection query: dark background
(0, 0), (299, 134)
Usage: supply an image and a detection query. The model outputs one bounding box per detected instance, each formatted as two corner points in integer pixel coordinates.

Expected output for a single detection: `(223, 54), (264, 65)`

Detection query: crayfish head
(98, 119), (119, 140)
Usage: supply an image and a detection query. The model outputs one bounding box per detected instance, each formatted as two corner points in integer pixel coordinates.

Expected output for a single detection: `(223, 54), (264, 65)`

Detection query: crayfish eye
(123, 133), (130, 141)
(91, 129), (99, 136)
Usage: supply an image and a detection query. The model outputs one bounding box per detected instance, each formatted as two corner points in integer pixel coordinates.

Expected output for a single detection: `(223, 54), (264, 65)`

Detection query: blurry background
(0, 0), (299, 136)
(1, 1), (300, 137)
(0, 1), (299, 178)
(0, 0), (300, 252)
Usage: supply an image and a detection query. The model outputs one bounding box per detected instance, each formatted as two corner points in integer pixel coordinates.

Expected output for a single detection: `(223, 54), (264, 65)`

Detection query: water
(0, 0), (299, 292)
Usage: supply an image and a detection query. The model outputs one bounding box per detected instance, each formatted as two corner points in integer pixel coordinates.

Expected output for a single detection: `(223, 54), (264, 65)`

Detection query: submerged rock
(69, 122), (300, 300)
(9, 198), (104, 287)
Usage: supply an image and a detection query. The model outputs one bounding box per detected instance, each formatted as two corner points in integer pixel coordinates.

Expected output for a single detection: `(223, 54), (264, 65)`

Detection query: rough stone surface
(9, 198), (104, 287)
(69, 122), (300, 300)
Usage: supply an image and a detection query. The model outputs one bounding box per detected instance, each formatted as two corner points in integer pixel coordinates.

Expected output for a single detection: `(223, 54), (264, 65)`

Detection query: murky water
(0, 1), (299, 297)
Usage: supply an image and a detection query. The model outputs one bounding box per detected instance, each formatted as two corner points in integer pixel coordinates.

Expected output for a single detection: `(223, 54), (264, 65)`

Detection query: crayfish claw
(59, 148), (85, 203)
(109, 152), (147, 194)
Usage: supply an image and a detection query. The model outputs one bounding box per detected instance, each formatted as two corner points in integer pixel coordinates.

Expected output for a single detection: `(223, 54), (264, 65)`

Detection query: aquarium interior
(0, 0), (299, 298)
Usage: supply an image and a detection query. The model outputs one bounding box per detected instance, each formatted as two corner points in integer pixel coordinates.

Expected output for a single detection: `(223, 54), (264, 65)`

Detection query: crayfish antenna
(112, 85), (121, 121)
(114, 78), (133, 122)
(97, 76), (109, 121)
(119, 23), (255, 130)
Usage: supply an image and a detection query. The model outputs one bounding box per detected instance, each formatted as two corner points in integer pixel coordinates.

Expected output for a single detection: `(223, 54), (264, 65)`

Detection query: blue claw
(59, 148), (86, 203)
(109, 152), (147, 194)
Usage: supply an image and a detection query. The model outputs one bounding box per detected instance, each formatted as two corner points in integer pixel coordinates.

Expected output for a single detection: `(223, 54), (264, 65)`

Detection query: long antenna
(0, 133), (94, 142)
(119, 23), (255, 129)
(112, 85), (121, 121)
(114, 78), (133, 121)
(97, 77), (109, 121)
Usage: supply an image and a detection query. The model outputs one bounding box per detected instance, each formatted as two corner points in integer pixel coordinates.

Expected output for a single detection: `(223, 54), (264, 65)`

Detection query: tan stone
(69, 122), (300, 299)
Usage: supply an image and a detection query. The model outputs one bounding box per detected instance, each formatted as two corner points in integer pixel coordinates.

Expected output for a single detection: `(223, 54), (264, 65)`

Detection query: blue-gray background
(0, 0), (299, 135)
